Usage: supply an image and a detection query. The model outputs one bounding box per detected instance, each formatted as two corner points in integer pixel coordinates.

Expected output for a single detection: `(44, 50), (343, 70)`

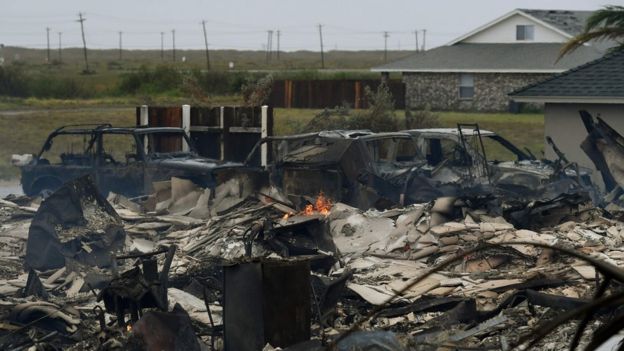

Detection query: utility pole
(171, 29), (176, 62)
(422, 29), (427, 51)
(77, 12), (90, 73)
(46, 27), (50, 63)
(118, 31), (123, 60)
(266, 30), (273, 63)
(201, 20), (211, 70)
(383, 31), (389, 62)
(276, 30), (280, 60)
(160, 32), (164, 61)
(57, 32), (62, 63)
(414, 30), (419, 52)
(318, 24), (325, 69)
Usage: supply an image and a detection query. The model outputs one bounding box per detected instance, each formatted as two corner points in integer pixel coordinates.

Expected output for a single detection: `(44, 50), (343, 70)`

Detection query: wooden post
(140, 105), (149, 154)
(355, 81), (361, 109)
(284, 80), (289, 108)
(261, 105), (269, 167)
(182, 104), (191, 152)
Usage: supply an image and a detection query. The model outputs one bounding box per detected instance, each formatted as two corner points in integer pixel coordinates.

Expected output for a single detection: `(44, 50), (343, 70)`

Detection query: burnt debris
(2, 120), (624, 350)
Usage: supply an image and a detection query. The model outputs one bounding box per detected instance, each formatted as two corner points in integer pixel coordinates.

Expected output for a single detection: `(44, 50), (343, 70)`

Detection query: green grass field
(0, 105), (544, 179)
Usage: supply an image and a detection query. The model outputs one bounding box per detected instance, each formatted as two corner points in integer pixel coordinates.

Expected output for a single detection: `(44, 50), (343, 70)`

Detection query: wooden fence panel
(190, 107), (221, 160)
(136, 105), (273, 165)
(268, 79), (405, 109)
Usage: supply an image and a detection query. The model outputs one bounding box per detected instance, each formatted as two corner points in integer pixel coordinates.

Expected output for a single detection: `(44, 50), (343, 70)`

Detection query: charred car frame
(15, 124), (243, 197)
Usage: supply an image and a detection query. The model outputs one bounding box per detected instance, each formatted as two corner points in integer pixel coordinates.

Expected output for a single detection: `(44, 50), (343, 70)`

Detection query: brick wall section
(403, 72), (552, 111)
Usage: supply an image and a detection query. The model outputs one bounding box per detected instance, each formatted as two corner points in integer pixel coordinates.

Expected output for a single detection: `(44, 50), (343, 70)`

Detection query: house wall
(544, 103), (624, 190)
(403, 72), (552, 111)
(463, 13), (567, 44)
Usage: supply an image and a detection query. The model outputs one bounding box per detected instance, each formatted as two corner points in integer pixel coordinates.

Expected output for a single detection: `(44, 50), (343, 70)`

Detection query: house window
(516, 25), (535, 40)
(459, 74), (474, 99)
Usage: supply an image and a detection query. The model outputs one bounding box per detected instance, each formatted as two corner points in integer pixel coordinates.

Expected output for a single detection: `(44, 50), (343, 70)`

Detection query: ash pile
(2, 114), (624, 350)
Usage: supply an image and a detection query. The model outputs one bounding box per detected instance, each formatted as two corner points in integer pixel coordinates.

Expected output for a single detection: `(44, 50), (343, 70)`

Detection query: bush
(349, 83), (399, 132)
(117, 65), (183, 95)
(405, 103), (440, 129)
(0, 65), (29, 97)
(302, 83), (399, 133)
(241, 74), (273, 106)
(28, 76), (94, 99)
(0, 65), (93, 99)
(301, 103), (351, 132)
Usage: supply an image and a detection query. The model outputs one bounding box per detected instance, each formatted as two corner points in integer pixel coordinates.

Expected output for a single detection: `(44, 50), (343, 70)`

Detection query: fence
(136, 105), (273, 166)
(268, 79), (405, 109)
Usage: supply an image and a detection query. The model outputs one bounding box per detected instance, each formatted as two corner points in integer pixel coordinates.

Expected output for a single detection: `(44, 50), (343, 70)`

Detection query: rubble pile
(4, 112), (624, 350)
(1, 174), (624, 351)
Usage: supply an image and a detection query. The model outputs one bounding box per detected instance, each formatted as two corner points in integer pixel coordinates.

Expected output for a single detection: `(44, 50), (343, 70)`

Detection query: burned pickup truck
(250, 126), (596, 226)
(13, 124), (244, 197)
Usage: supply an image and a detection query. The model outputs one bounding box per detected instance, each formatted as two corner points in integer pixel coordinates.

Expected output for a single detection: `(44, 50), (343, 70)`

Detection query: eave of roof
(370, 43), (602, 73)
(371, 68), (566, 73)
(509, 50), (624, 101)
(511, 96), (624, 104)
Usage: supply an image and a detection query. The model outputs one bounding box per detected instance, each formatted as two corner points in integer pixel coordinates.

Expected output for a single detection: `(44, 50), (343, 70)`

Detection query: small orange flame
(126, 324), (133, 332)
(301, 192), (332, 216)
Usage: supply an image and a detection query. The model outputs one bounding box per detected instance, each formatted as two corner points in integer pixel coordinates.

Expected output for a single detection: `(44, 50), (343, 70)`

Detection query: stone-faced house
(372, 9), (607, 112)
(509, 50), (624, 190)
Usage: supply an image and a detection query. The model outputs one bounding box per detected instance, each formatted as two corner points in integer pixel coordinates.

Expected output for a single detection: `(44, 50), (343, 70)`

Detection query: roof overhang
(510, 96), (624, 104)
(370, 68), (565, 73)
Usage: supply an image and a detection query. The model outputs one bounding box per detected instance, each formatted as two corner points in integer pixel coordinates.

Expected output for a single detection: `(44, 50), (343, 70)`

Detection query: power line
(118, 31), (122, 60)
(201, 20), (210, 70)
(318, 24), (324, 69)
(77, 12), (90, 72)
(171, 29), (176, 62)
(160, 32), (164, 60)
(383, 31), (389, 62)
(265, 30), (273, 63)
(414, 30), (419, 52)
(46, 27), (50, 63)
(276, 30), (280, 60)
(57, 32), (62, 63)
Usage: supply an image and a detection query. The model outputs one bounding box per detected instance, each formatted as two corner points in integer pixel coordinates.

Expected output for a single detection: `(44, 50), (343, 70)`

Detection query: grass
(0, 105), (544, 180)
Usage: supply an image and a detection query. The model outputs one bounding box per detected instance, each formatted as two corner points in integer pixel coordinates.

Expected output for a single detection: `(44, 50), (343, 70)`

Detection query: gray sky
(1, 0), (619, 51)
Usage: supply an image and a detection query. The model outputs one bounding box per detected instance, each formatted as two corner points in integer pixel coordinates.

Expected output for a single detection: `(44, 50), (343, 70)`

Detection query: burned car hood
(492, 160), (555, 190)
(150, 156), (245, 174)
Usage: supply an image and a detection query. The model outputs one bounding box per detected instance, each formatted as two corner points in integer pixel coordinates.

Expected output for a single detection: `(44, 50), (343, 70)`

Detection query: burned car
(404, 126), (594, 198)
(247, 130), (444, 209)
(14, 124), (244, 197)
(249, 125), (597, 227)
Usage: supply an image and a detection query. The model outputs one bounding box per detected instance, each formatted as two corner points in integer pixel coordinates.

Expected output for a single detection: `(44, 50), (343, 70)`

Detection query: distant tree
(559, 5), (624, 58)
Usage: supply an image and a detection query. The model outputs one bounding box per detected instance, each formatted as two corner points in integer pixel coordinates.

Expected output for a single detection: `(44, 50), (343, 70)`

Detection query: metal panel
(261, 260), (311, 348)
(223, 263), (265, 351)
(223, 259), (311, 351)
